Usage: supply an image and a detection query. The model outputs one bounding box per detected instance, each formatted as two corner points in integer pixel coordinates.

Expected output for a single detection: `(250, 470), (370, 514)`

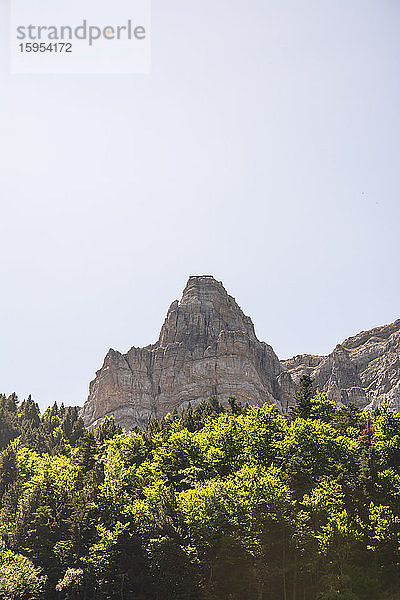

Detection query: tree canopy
(0, 389), (399, 599)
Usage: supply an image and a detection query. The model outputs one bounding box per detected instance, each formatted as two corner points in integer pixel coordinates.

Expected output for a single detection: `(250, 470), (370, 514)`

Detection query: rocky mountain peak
(81, 276), (400, 430)
(181, 275), (226, 302)
(81, 276), (291, 429)
(158, 275), (256, 349)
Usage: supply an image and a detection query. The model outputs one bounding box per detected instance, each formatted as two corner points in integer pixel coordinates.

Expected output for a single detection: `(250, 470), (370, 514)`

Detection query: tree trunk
(283, 528), (287, 600)
(292, 554), (297, 600)
(258, 580), (264, 600)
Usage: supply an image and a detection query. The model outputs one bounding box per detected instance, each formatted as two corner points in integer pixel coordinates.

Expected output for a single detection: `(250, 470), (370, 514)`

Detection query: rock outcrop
(81, 275), (400, 429)
(81, 276), (295, 429)
(282, 319), (400, 410)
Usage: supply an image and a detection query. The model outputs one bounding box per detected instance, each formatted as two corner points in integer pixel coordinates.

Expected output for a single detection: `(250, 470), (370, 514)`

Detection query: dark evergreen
(290, 373), (314, 419)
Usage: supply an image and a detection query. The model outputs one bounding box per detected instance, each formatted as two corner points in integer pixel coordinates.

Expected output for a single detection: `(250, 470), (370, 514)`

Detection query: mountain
(81, 276), (295, 429)
(282, 319), (400, 411)
(81, 276), (400, 429)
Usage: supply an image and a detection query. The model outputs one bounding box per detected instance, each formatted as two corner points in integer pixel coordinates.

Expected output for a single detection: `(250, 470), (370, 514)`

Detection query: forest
(1, 377), (400, 600)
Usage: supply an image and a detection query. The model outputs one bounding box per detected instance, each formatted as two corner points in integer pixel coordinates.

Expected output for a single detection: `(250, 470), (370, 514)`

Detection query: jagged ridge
(282, 319), (400, 410)
(81, 276), (400, 429)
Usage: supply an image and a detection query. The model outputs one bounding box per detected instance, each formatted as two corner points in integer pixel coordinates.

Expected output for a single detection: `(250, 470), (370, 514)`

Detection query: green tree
(0, 541), (46, 600)
(291, 374), (314, 419)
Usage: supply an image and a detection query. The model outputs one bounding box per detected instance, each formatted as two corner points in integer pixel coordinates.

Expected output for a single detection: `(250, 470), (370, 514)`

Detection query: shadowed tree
(290, 374), (314, 419)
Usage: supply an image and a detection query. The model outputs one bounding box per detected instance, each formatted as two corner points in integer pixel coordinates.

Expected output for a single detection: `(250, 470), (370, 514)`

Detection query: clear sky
(0, 0), (399, 411)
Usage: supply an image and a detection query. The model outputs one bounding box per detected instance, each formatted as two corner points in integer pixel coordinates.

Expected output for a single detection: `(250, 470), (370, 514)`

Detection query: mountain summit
(81, 276), (294, 429)
(81, 276), (400, 429)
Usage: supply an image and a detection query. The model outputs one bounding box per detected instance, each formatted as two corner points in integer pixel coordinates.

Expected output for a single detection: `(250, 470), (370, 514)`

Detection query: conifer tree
(290, 374), (314, 419)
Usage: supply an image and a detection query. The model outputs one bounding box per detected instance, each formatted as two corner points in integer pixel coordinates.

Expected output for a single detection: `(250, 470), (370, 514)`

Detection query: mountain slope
(282, 319), (400, 410)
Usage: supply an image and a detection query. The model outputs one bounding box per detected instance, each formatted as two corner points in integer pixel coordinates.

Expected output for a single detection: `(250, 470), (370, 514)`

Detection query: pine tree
(94, 417), (123, 443)
(290, 374), (314, 419)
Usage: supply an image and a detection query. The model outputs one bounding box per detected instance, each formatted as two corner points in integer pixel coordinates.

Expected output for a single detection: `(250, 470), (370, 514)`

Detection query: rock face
(81, 276), (295, 429)
(81, 276), (400, 430)
(282, 319), (400, 411)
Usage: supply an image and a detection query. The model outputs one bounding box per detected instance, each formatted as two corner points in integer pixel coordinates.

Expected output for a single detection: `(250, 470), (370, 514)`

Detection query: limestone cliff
(282, 319), (400, 410)
(81, 276), (400, 429)
(81, 276), (295, 429)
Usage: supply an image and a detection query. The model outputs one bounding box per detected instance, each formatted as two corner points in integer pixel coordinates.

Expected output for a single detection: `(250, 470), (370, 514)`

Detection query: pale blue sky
(0, 0), (399, 410)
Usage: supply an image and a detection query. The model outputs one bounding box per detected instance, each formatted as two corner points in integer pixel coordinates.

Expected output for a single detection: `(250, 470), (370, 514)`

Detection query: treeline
(1, 381), (400, 599)
(0, 393), (85, 453)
